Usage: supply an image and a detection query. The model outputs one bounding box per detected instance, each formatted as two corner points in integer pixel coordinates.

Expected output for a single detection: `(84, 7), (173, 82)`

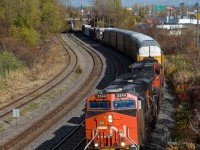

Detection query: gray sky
(67, 0), (198, 7)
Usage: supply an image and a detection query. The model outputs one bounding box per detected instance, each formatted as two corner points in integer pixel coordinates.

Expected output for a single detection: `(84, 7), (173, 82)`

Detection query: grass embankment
(0, 37), (67, 109)
(133, 24), (200, 149)
(165, 54), (200, 149)
(0, 51), (24, 105)
(166, 54), (194, 98)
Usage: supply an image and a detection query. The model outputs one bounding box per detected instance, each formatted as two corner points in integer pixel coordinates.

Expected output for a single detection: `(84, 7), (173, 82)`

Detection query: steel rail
(0, 33), (103, 150)
(0, 36), (76, 121)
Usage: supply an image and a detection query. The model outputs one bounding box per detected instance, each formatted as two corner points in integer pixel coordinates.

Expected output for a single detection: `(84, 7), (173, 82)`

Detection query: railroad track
(0, 36), (77, 122)
(51, 120), (86, 150)
(71, 33), (129, 77)
(0, 33), (103, 150)
(72, 138), (86, 150)
(49, 33), (131, 150)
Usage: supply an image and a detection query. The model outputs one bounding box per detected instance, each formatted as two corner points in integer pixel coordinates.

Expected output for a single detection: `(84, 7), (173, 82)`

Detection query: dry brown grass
(0, 36), (68, 108)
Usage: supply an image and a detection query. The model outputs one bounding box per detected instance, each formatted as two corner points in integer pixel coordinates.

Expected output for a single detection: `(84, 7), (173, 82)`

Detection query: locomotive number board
(95, 94), (107, 99)
(115, 93), (127, 98)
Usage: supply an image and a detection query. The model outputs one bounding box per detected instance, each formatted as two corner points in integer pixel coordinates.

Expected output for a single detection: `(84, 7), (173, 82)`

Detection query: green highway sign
(156, 5), (165, 12)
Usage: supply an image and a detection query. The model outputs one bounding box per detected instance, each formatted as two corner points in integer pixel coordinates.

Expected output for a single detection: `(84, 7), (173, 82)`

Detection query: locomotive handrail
(147, 95), (157, 108)
(127, 128), (139, 150)
(148, 96), (154, 102)
(84, 129), (98, 150)
(82, 25), (164, 150)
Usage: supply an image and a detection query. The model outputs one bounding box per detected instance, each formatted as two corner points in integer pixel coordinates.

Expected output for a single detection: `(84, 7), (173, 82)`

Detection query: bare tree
(91, 0), (122, 27)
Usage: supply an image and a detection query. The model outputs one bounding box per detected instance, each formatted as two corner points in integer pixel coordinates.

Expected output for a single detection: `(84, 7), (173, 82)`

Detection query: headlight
(120, 141), (126, 147)
(108, 115), (113, 123)
(94, 142), (99, 148)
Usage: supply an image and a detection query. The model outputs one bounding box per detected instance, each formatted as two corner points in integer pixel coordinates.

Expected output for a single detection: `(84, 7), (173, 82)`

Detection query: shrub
(0, 123), (4, 132)
(0, 51), (24, 77)
(165, 54), (194, 96)
(11, 26), (40, 47)
(174, 103), (192, 141)
(75, 65), (82, 74)
(97, 20), (104, 28)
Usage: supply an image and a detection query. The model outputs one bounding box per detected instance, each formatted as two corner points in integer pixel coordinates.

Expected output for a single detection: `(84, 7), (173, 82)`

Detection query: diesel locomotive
(84, 58), (164, 150)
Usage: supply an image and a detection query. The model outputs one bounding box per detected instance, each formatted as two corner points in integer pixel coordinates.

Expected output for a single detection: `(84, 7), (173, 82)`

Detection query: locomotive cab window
(113, 100), (136, 109)
(89, 101), (110, 110)
(155, 67), (160, 75)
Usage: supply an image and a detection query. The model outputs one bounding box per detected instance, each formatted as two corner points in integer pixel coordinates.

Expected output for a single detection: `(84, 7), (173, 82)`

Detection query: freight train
(81, 24), (164, 68)
(84, 58), (164, 150)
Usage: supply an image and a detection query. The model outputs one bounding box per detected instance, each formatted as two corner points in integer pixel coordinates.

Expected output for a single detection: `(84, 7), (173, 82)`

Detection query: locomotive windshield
(89, 101), (110, 110)
(113, 100), (136, 109)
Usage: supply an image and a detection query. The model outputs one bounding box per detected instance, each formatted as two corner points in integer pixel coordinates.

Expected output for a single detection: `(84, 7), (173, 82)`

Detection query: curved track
(0, 36), (77, 122)
(50, 32), (132, 150)
(71, 33), (129, 77)
(71, 33), (133, 92)
(0, 34), (103, 150)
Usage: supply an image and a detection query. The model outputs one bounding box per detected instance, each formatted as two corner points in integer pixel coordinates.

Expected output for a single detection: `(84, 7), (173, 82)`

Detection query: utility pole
(154, 1), (156, 18)
(114, 0), (116, 27)
(195, 0), (199, 78)
(180, 4), (182, 18)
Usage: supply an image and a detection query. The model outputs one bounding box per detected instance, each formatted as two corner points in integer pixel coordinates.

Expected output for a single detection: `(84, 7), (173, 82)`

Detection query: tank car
(84, 58), (163, 150)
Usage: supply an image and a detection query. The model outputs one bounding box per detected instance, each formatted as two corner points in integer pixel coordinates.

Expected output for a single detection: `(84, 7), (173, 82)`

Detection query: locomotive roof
(104, 72), (154, 95)
(129, 58), (160, 74)
(129, 61), (154, 69)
